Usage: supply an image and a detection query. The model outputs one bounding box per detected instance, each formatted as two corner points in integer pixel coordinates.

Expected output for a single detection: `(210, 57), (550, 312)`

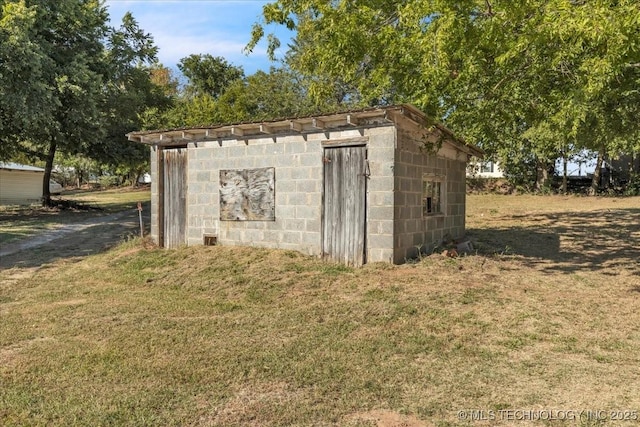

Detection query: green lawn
(1, 195), (639, 426)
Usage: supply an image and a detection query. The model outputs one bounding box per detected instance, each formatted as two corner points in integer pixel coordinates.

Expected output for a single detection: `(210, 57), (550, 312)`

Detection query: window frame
(422, 174), (446, 217)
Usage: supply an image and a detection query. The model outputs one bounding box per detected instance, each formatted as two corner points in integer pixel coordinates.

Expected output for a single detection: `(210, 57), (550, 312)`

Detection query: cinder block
(368, 176), (394, 192)
(306, 192), (321, 205)
(277, 167), (292, 180)
(305, 219), (321, 233)
(275, 192), (288, 206)
(300, 153), (320, 167)
(285, 142), (307, 154)
(263, 229), (281, 243)
(287, 193), (307, 205)
(368, 147), (395, 163)
(284, 218), (305, 231)
(370, 191), (394, 207)
(281, 230), (302, 244)
(277, 180), (297, 193)
(369, 219), (393, 235)
(301, 232), (320, 246)
(367, 248), (394, 263)
(308, 166), (323, 180)
(243, 229), (263, 242)
(291, 168), (310, 180)
(197, 193), (211, 205)
(254, 156), (273, 168)
(296, 205), (319, 220)
(276, 205), (296, 219)
(367, 234), (393, 249)
(196, 171), (210, 182)
(368, 206), (394, 220)
(297, 180), (318, 193)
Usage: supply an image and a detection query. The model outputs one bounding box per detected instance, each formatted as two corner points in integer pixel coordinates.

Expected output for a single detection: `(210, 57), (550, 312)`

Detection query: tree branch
(485, 0), (495, 17)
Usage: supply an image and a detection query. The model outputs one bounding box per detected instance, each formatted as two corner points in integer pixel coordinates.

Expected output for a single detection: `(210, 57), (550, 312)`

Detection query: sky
(104, 0), (295, 75)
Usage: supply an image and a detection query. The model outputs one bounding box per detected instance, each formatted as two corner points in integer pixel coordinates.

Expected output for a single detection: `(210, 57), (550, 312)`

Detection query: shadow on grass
(467, 208), (640, 275)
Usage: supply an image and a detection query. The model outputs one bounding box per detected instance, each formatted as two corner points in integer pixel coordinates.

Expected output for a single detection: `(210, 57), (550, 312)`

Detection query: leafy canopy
(248, 0), (640, 189)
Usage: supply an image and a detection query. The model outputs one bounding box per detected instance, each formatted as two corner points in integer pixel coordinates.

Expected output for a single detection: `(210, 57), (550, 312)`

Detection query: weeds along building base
(127, 104), (483, 266)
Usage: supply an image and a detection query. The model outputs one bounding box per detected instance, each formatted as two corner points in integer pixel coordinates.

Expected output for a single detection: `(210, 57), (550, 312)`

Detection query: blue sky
(105, 0), (295, 75)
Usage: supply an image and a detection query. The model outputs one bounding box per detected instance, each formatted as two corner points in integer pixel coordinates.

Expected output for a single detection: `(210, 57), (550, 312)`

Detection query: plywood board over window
(220, 167), (275, 221)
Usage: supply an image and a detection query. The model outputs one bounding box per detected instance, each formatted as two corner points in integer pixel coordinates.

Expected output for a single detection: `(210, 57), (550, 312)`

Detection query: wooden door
(162, 148), (187, 248)
(322, 145), (367, 266)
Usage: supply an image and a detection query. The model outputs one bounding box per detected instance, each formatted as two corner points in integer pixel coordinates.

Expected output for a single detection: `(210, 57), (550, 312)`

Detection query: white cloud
(105, 0), (291, 73)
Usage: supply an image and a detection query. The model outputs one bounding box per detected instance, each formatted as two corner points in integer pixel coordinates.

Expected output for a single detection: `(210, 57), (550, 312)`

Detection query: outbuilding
(0, 162), (45, 205)
(127, 104), (483, 265)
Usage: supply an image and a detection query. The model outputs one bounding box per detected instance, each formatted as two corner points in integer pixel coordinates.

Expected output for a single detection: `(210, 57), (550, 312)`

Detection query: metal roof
(0, 162), (45, 172)
(127, 104), (484, 158)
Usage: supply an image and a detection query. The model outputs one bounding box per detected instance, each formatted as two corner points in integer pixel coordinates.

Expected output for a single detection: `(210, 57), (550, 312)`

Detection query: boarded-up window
(220, 167), (275, 221)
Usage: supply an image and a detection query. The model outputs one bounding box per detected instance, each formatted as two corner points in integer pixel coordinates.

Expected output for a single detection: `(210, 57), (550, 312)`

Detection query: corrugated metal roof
(0, 162), (45, 172)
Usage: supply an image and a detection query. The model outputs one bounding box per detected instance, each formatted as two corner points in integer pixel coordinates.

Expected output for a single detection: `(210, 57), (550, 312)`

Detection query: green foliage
(250, 0), (640, 193)
(1, 2), (170, 201)
(177, 54), (244, 98)
(624, 174), (640, 196)
(155, 65), (325, 128)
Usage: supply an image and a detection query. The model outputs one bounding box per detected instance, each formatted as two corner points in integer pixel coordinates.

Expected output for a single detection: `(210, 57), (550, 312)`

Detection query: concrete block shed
(127, 104), (483, 266)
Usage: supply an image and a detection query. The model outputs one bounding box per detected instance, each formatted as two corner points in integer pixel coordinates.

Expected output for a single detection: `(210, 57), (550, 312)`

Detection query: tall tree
(93, 13), (169, 184)
(248, 0), (640, 192)
(0, 1), (163, 203)
(177, 54), (244, 98)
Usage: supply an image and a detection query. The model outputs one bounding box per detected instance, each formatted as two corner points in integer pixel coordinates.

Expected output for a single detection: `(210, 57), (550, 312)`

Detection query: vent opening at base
(203, 234), (217, 246)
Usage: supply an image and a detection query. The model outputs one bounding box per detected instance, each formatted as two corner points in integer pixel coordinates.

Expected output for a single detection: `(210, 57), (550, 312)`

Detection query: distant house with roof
(0, 163), (46, 205)
(466, 158), (505, 179)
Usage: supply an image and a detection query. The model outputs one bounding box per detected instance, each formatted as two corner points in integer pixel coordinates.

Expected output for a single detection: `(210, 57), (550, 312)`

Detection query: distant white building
(466, 158), (505, 178)
(0, 163), (45, 205)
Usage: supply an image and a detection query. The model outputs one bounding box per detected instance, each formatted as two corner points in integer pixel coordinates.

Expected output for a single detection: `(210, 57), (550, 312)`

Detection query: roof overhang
(0, 162), (45, 173)
(126, 104), (484, 158)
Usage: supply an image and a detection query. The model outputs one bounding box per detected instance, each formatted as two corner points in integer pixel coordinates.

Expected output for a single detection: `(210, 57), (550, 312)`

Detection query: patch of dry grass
(0, 187), (150, 245)
(1, 195), (639, 426)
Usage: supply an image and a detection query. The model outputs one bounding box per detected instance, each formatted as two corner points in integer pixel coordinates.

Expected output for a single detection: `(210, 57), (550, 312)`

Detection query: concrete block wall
(186, 134), (324, 255)
(149, 146), (160, 243)
(177, 126), (397, 261)
(393, 125), (468, 263)
(364, 127), (397, 263)
(147, 118), (468, 265)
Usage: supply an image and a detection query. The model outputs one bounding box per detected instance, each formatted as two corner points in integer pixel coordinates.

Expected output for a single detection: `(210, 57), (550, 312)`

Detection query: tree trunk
(535, 158), (551, 191)
(632, 151), (639, 174)
(133, 170), (142, 188)
(42, 139), (57, 207)
(562, 154), (568, 194)
(589, 147), (605, 196)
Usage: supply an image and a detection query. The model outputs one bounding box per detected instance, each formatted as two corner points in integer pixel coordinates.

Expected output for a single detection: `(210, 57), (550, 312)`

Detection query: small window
(480, 161), (494, 173)
(423, 177), (443, 216)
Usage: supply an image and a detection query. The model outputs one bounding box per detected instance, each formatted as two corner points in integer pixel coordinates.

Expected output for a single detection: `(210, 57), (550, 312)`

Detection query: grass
(0, 187), (150, 245)
(1, 194), (639, 426)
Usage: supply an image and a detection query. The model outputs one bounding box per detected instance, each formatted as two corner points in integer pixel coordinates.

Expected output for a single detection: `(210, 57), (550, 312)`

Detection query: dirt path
(0, 207), (148, 278)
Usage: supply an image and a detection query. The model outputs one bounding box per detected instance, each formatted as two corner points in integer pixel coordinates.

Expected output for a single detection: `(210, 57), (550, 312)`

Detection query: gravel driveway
(0, 206), (148, 271)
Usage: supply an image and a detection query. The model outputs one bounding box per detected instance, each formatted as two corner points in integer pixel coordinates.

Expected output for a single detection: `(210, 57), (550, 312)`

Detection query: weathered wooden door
(322, 145), (367, 266)
(162, 148), (187, 248)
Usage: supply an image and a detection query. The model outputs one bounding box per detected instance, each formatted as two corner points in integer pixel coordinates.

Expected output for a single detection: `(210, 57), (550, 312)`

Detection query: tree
(159, 60), (320, 128)
(215, 67), (320, 122)
(94, 13), (170, 185)
(177, 54), (244, 98)
(1, 1), (163, 203)
(248, 0), (640, 193)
